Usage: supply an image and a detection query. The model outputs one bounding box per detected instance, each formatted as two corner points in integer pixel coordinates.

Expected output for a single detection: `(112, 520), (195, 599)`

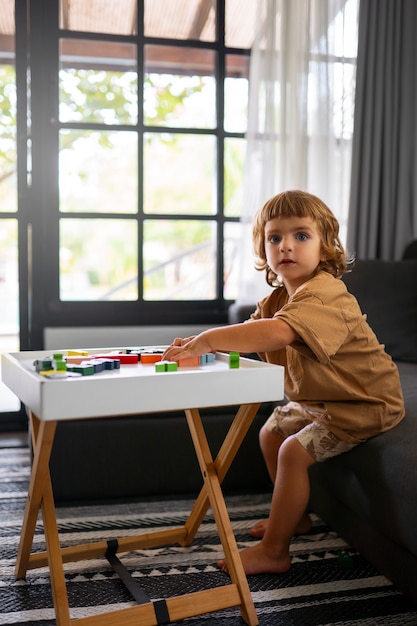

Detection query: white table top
(1, 347), (284, 421)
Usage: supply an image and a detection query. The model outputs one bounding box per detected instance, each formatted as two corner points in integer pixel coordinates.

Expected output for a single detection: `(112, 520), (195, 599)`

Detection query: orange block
(140, 353), (165, 364)
(65, 356), (89, 364)
(178, 356), (200, 367)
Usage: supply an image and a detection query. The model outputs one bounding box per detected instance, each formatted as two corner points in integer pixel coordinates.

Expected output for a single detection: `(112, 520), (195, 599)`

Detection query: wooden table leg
(16, 412), (71, 625)
(41, 475), (72, 625)
(182, 403), (261, 543)
(185, 407), (259, 626)
(15, 412), (57, 578)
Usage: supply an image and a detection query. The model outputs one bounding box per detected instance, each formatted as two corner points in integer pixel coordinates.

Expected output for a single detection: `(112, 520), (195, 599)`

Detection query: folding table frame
(16, 404), (261, 625)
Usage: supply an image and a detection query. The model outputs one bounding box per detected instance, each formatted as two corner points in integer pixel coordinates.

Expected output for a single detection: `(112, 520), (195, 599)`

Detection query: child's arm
(162, 318), (297, 362)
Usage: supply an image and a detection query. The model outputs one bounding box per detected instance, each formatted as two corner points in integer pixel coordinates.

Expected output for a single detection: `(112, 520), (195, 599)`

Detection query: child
(162, 189), (405, 576)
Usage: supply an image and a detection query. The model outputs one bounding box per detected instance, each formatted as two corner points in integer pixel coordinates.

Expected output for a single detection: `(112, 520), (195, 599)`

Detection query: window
(56, 0), (254, 307)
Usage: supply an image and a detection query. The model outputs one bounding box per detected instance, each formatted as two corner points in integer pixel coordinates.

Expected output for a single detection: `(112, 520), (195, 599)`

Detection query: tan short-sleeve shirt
(252, 271), (405, 443)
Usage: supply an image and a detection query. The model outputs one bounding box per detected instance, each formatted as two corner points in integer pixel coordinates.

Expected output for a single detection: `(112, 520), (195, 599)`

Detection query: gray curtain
(347, 0), (417, 260)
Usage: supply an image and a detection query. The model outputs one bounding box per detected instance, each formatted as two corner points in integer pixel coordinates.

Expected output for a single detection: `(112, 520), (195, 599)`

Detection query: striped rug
(1, 447), (417, 626)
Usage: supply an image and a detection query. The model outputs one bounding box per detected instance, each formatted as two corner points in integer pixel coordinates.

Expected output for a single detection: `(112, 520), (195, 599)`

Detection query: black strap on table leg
(153, 599), (171, 625)
(105, 539), (171, 624)
(105, 539), (151, 605)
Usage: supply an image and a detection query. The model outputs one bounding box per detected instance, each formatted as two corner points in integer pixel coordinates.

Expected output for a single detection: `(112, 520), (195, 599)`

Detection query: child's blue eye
(296, 233), (309, 241)
(269, 235), (281, 243)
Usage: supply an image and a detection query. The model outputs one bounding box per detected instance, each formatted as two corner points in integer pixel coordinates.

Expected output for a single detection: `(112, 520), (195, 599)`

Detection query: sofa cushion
(342, 260), (417, 362)
(309, 361), (417, 553)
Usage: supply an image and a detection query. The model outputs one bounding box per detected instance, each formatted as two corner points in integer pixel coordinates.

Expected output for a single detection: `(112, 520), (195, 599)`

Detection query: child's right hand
(162, 333), (214, 362)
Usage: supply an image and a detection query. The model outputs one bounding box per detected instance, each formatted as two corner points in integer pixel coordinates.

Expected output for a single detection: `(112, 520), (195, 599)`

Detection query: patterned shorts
(264, 401), (358, 463)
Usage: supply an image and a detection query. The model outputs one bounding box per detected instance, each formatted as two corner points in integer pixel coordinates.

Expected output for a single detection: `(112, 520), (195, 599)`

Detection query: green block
(68, 364), (95, 376)
(229, 352), (240, 368)
(34, 358), (53, 372)
(155, 361), (178, 372)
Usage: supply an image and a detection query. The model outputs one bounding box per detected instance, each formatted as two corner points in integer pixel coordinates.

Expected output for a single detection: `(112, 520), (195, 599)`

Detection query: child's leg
(260, 421), (283, 481)
(218, 420), (358, 575)
(250, 423), (312, 538)
(218, 435), (315, 575)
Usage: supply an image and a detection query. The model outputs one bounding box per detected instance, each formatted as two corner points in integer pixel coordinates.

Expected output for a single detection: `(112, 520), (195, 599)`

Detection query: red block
(92, 353), (139, 364)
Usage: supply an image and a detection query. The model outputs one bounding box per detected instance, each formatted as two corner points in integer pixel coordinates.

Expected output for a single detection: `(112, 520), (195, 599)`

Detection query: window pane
(226, 0), (257, 48)
(144, 133), (215, 215)
(0, 219), (19, 339)
(144, 46), (215, 129)
(59, 40), (137, 125)
(224, 221), (242, 300)
(60, 218), (138, 301)
(224, 54), (249, 133)
(0, 65), (17, 213)
(224, 138), (246, 218)
(143, 219), (216, 300)
(59, 0), (137, 36)
(145, 0), (215, 42)
(59, 130), (138, 214)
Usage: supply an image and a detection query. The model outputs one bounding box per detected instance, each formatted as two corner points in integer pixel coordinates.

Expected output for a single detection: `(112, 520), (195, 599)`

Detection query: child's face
(264, 215), (325, 294)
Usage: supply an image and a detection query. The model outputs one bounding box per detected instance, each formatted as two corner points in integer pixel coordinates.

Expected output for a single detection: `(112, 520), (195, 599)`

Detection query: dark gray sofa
(229, 258), (417, 603)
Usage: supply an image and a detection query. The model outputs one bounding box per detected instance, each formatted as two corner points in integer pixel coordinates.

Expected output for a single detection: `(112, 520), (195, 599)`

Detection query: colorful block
(141, 353), (165, 364)
(229, 352), (240, 368)
(66, 363), (95, 376)
(89, 359), (105, 373)
(178, 356), (200, 367)
(34, 357), (53, 372)
(200, 353), (215, 364)
(39, 369), (57, 377)
(65, 355), (89, 364)
(92, 353), (139, 364)
(43, 371), (70, 379)
(155, 360), (178, 372)
(101, 358), (120, 370)
(53, 353), (67, 371)
(128, 348), (164, 355)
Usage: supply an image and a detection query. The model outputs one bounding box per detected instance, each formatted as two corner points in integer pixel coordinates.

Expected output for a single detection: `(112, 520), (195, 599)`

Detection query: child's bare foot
(249, 514), (312, 538)
(217, 542), (291, 575)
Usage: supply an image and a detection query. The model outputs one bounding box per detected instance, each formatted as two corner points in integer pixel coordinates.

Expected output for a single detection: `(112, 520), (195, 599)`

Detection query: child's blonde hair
(252, 190), (349, 287)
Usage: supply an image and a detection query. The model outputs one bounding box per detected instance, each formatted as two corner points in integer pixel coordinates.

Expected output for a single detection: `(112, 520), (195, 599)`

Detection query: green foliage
(143, 73), (205, 128)
(59, 68), (137, 125)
